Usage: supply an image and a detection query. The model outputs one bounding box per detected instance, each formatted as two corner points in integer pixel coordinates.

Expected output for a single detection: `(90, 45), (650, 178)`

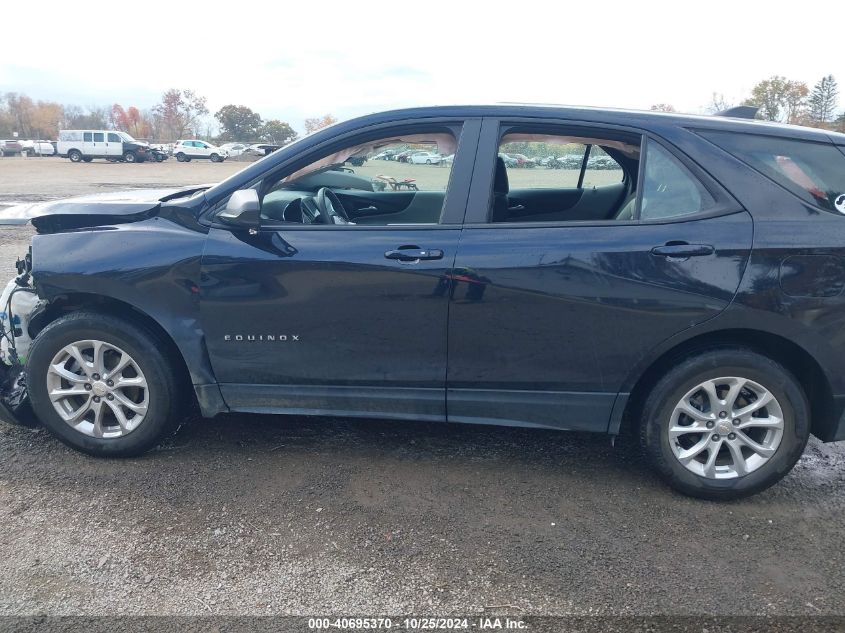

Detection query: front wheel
(123, 151), (137, 163)
(640, 349), (809, 500)
(209, 153), (221, 163)
(27, 312), (180, 457)
(175, 152), (186, 162)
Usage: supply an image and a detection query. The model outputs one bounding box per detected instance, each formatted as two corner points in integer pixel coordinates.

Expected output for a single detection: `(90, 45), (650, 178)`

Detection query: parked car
(243, 144), (281, 158)
(4, 104), (845, 500)
(219, 143), (248, 157)
(0, 140), (23, 157)
(408, 151), (442, 165)
(497, 152), (518, 168)
(172, 140), (227, 162)
(394, 149), (418, 163)
(509, 153), (537, 168)
(19, 140), (55, 157)
(546, 154), (583, 169)
(57, 130), (152, 163)
(371, 150), (398, 160)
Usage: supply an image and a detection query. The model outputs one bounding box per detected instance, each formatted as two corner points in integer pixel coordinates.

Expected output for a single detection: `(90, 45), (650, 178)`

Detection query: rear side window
(640, 142), (716, 220)
(701, 131), (845, 214)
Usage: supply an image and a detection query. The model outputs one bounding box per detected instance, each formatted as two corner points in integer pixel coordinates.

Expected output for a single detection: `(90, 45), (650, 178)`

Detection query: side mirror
(218, 189), (260, 229)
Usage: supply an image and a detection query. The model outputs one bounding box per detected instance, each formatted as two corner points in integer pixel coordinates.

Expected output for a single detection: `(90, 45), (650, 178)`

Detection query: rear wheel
(27, 312), (179, 457)
(68, 149), (82, 163)
(640, 349), (809, 500)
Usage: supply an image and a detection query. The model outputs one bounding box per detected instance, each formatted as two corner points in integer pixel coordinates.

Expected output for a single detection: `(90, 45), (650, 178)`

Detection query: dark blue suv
(3, 105), (845, 500)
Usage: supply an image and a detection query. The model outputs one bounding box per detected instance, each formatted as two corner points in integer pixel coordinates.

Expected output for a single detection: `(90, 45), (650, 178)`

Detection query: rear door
(446, 118), (753, 432)
(90, 131), (106, 156)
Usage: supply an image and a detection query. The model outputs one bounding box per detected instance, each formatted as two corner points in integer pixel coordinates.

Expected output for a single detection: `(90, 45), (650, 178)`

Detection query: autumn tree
(111, 104), (130, 131)
(258, 119), (297, 145)
(126, 106), (149, 138)
(744, 76), (808, 123)
(152, 88), (209, 139)
(215, 105), (263, 141)
(30, 101), (63, 138)
(304, 114), (337, 134)
(650, 104), (676, 112)
(808, 75), (839, 125)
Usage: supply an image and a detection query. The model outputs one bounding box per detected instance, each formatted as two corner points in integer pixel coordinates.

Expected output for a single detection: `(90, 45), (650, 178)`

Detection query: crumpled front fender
(0, 362), (38, 427)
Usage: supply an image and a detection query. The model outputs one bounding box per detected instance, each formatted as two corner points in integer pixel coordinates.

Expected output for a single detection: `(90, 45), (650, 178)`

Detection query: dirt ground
(0, 158), (844, 619)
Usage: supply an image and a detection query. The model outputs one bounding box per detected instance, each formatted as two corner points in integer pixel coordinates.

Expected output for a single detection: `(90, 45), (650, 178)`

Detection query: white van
(57, 130), (152, 163)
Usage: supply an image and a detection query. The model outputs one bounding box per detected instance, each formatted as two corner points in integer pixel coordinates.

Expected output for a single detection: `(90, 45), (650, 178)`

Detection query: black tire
(155, 154), (165, 163)
(175, 153), (186, 162)
(123, 151), (137, 163)
(68, 149), (82, 163)
(27, 312), (180, 457)
(640, 348), (809, 500)
(209, 153), (221, 163)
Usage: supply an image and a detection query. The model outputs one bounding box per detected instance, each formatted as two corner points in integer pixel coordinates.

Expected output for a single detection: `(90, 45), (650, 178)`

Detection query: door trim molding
(219, 384), (446, 422)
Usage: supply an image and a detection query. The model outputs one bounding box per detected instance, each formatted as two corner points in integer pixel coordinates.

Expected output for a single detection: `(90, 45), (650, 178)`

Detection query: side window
(640, 142), (715, 221)
(492, 131), (640, 223)
(107, 133), (120, 143)
(83, 132), (92, 142)
(582, 146), (625, 187)
(93, 132), (104, 142)
(699, 130), (845, 214)
(255, 129), (459, 226)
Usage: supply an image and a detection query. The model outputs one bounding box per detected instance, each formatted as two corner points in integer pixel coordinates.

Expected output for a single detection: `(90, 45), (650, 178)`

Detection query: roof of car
(339, 104), (845, 144)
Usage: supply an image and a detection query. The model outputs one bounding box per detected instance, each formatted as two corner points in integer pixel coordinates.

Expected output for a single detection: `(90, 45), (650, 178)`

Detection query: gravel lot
(0, 158), (844, 620)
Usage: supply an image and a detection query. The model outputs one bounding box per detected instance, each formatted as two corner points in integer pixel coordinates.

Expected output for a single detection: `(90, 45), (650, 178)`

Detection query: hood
(0, 185), (211, 233)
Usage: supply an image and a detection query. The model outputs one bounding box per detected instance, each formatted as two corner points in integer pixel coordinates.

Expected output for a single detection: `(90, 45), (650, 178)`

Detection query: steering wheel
(314, 187), (350, 224)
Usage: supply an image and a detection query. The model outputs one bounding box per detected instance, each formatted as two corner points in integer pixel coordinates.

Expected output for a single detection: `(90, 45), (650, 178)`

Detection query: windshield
(118, 132), (136, 142)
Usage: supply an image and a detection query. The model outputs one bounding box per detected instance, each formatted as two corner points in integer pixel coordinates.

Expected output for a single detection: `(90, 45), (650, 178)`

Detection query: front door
(106, 132), (123, 157)
(446, 121), (753, 431)
(200, 121), (479, 421)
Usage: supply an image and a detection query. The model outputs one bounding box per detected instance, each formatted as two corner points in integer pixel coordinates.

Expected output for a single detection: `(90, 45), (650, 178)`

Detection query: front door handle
(651, 243), (715, 258)
(384, 248), (444, 262)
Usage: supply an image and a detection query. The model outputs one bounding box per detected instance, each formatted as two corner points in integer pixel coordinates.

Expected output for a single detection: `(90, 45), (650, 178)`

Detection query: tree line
(3, 75), (842, 144)
(0, 88), (337, 144)
(651, 75), (844, 130)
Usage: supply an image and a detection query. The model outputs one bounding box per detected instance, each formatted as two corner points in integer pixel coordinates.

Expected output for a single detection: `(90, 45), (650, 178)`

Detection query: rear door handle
(651, 243), (715, 258)
(384, 248), (444, 262)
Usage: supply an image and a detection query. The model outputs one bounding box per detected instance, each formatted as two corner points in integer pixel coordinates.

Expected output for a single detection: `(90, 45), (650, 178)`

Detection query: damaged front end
(0, 251), (42, 427)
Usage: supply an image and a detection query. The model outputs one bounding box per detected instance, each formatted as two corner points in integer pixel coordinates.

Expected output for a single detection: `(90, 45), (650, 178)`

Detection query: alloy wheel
(668, 376), (784, 479)
(46, 339), (149, 438)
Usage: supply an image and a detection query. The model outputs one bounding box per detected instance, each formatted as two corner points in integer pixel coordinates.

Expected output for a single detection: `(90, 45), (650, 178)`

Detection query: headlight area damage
(0, 251), (43, 427)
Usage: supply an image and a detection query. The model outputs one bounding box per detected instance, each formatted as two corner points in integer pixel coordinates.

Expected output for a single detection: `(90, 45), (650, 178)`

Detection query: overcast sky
(2, 0), (844, 132)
